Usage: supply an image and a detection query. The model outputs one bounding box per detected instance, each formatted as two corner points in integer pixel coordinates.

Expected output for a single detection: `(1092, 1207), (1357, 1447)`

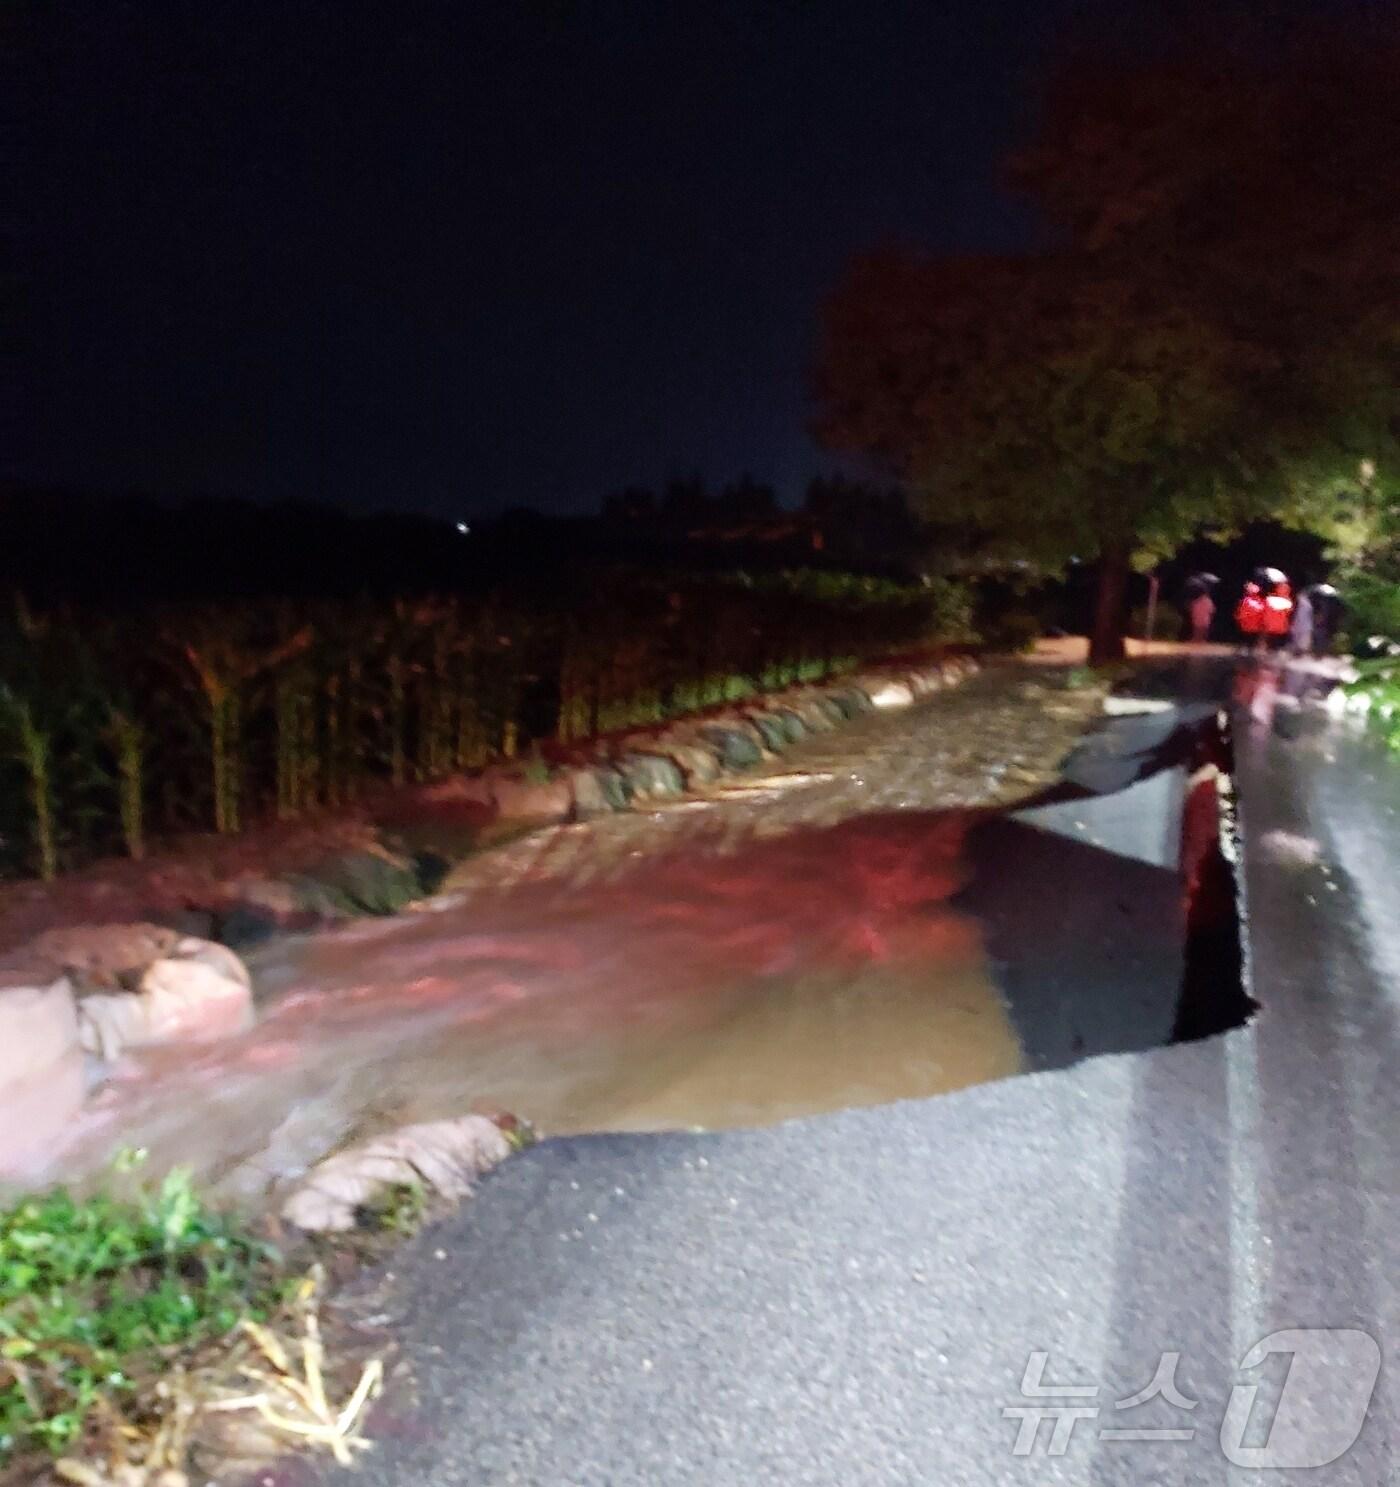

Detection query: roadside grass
(0, 1124), (533, 1481)
(1344, 656), (1400, 749)
(0, 1165), (294, 1467)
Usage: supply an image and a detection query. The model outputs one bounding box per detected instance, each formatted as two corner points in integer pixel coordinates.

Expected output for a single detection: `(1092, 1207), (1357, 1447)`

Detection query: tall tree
(816, 250), (1260, 658)
(1010, 27), (1400, 540)
(815, 29), (1400, 661)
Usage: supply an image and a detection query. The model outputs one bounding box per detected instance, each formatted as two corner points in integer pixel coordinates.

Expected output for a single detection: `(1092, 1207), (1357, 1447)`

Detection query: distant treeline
(0, 568), (972, 879)
(0, 480), (939, 607)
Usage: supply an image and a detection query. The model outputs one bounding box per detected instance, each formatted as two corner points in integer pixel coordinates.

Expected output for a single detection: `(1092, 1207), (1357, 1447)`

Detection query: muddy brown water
(34, 669), (1100, 1198)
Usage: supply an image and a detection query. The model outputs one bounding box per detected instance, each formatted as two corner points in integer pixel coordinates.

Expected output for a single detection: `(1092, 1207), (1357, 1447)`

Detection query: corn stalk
(322, 673), (344, 808)
(454, 657), (486, 768)
(106, 706), (146, 860)
(184, 627), (312, 834)
(275, 664), (319, 819)
(385, 653), (407, 786)
(417, 628), (456, 781)
(11, 697), (58, 881)
(555, 631), (592, 744)
(214, 686), (240, 835)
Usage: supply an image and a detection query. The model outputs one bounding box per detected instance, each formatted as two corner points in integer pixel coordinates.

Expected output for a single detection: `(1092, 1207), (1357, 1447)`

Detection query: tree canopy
(815, 27), (1400, 659)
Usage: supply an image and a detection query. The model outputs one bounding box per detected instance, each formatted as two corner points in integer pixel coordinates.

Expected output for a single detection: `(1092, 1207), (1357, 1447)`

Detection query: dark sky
(23, 2), (1148, 517)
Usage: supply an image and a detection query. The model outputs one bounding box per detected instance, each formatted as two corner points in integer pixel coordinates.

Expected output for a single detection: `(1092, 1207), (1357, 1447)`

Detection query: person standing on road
(1308, 584), (1341, 656)
(1291, 587), (1315, 656)
(1188, 587), (1216, 643)
(1236, 581), (1265, 651)
(1264, 580), (1294, 652)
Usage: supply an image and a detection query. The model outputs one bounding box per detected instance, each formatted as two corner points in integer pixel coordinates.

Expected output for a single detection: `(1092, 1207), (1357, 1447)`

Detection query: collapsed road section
(955, 698), (1254, 1071)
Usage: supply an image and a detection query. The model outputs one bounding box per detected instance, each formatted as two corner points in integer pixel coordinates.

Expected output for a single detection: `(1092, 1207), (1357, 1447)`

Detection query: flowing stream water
(44, 666), (1105, 1198)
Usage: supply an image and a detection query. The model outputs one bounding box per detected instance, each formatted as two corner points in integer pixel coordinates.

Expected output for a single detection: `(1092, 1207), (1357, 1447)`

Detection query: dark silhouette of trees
(816, 250), (1250, 659)
(601, 486), (656, 522)
(714, 474), (778, 524)
(815, 26), (1400, 661)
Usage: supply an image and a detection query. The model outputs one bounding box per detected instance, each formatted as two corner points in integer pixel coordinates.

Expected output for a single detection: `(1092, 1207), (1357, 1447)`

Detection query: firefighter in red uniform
(1263, 580), (1294, 651)
(1235, 581), (1266, 651)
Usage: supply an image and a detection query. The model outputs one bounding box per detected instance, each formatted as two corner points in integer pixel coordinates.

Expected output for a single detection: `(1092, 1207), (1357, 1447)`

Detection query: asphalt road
(322, 662), (1396, 1486)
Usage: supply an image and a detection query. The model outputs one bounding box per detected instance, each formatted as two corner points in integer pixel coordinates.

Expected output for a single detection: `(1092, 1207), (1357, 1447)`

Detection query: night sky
(17, 2), (1227, 517)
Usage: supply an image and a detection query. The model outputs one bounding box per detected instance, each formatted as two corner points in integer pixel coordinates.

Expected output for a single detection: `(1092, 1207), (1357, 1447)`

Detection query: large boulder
(0, 964), (85, 1175)
(30, 922), (180, 991)
(77, 935), (254, 1061)
(698, 722), (764, 772)
(785, 695), (839, 733)
(801, 688), (838, 721)
(0, 964), (79, 1092)
(909, 666), (946, 697)
(567, 765), (627, 818)
(20, 921), (253, 1065)
(821, 686), (869, 720)
(773, 708), (808, 743)
(655, 736), (725, 786)
(286, 847), (426, 918)
(743, 711), (790, 752)
(616, 752), (686, 801)
(864, 677), (916, 709)
(281, 1115), (513, 1233)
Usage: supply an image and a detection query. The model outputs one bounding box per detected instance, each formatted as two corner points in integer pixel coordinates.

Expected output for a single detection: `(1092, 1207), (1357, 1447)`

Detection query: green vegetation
(362, 1181), (428, 1237)
(814, 30), (1399, 662)
(1342, 575), (1400, 652)
(1333, 477), (1399, 746)
(0, 569), (972, 880)
(1331, 474), (1400, 656)
(502, 1122), (536, 1153)
(1344, 657), (1400, 752)
(1332, 451), (1400, 717)
(0, 1167), (291, 1462)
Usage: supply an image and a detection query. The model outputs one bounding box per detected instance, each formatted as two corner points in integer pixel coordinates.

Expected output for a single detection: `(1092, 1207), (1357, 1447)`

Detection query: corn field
(0, 570), (971, 880)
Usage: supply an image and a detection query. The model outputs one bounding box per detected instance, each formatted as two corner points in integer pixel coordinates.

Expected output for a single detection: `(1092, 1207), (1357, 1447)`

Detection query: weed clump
(0, 1167), (289, 1463)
